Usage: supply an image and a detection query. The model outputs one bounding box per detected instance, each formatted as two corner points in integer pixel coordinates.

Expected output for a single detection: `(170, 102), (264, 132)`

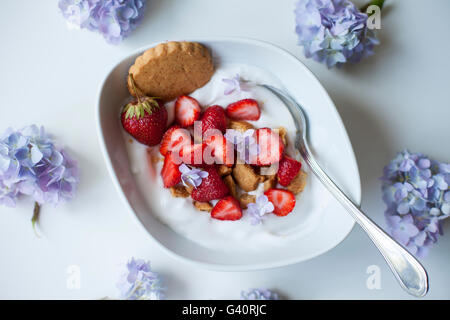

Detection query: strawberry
(159, 125), (192, 156)
(161, 152), (181, 188)
(203, 135), (234, 166)
(277, 155), (302, 186)
(179, 143), (209, 168)
(264, 188), (296, 216)
(255, 128), (284, 166)
(191, 167), (229, 202)
(201, 105), (227, 134)
(211, 196), (243, 221)
(175, 95), (201, 127)
(226, 99), (261, 121)
(121, 75), (168, 146)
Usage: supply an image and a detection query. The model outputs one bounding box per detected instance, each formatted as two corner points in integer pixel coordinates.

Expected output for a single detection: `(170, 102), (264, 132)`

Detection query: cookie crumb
(277, 126), (287, 146)
(228, 120), (254, 132)
(170, 185), (190, 198)
(223, 175), (238, 199)
(218, 164), (232, 177)
(193, 201), (213, 212)
(239, 193), (256, 209)
(185, 183), (194, 194)
(152, 156), (163, 163)
(232, 164), (261, 192)
(263, 175), (278, 191)
(287, 170), (307, 194)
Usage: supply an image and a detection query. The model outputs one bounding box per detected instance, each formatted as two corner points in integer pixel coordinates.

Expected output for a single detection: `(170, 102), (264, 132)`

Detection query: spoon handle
(299, 142), (429, 297)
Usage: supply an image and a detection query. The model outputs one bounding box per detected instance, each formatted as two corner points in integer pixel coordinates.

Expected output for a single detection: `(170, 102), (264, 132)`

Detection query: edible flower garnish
(246, 195), (274, 225)
(222, 74), (251, 95)
(179, 164), (209, 188)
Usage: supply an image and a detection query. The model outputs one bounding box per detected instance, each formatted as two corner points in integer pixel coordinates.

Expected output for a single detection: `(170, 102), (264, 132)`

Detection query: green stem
(361, 0), (385, 14)
(125, 281), (142, 299)
(31, 202), (42, 238)
(129, 74), (142, 104)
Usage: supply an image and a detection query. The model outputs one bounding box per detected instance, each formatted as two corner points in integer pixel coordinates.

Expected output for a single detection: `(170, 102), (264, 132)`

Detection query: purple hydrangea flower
(0, 180), (19, 207)
(58, 0), (147, 44)
(246, 195), (274, 225)
(382, 150), (450, 258)
(294, 0), (379, 68)
(58, 0), (96, 30)
(224, 129), (259, 164)
(179, 164), (209, 188)
(117, 258), (164, 300)
(222, 74), (251, 95)
(241, 288), (279, 300)
(0, 125), (79, 208)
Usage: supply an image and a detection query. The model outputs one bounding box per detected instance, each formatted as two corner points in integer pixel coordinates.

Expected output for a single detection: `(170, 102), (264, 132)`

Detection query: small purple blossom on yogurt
(246, 195), (274, 225)
(179, 164), (209, 188)
(222, 74), (252, 95)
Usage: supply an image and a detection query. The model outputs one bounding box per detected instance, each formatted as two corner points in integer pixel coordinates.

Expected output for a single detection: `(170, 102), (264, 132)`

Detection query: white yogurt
(122, 63), (329, 252)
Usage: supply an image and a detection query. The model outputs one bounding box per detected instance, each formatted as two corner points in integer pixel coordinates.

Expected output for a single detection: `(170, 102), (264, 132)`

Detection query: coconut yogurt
(122, 63), (330, 251)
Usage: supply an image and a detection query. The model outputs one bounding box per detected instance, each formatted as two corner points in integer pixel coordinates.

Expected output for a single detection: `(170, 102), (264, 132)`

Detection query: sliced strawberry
(159, 125), (192, 156)
(179, 142), (210, 167)
(211, 196), (243, 221)
(255, 128), (284, 166)
(203, 135), (234, 166)
(226, 99), (261, 121)
(175, 95), (201, 127)
(161, 152), (181, 188)
(201, 105), (227, 134)
(264, 188), (296, 216)
(277, 155), (302, 186)
(191, 167), (229, 202)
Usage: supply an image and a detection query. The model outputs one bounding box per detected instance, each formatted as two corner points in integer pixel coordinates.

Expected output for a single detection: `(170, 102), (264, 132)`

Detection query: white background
(0, 0), (449, 299)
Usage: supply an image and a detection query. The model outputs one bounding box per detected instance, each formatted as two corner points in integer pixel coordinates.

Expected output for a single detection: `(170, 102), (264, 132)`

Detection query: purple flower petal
(294, 0), (378, 68)
(382, 150), (450, 258)
(58, 0), (147, 44)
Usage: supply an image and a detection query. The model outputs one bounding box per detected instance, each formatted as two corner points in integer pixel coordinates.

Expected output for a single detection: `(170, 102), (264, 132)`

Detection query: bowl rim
(96, 36), (360, 271)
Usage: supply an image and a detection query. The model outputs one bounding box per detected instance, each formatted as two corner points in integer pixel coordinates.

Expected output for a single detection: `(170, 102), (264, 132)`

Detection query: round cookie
(127, 41), (214, 101)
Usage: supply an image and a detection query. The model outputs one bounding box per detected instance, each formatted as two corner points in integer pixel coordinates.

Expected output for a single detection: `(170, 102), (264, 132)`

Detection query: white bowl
(96, 37), (360, 271)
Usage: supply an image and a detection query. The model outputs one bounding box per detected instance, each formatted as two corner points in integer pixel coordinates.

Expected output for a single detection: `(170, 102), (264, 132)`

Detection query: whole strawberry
(121, 75), (168, 146)
(191, 166), (229, 202)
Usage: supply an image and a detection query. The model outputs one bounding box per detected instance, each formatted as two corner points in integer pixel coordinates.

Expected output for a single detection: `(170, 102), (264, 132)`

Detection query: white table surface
(1, 0), (449, 300)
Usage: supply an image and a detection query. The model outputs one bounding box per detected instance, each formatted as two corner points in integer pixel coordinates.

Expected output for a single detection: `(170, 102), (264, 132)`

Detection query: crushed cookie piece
(170, 185), (190, 198)
(277, 126), (287, 146)
(263, 175), (278, 191)
(239, 193), (256, 209)
(218, 164), (232, 177)
(228, 120), (255, 132)
(286, 170), (307, 194)
(193, 201), (213, 212)
(232, 164), (261, 192)
(185, 183), (194, 194)
(150, 155), (163, 163)
(256, 173), (266, 183)
(223, 175), (238, 199)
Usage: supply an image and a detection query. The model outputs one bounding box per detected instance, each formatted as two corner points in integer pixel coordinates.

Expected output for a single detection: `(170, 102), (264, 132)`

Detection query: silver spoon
(259, 84), (429, 297)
